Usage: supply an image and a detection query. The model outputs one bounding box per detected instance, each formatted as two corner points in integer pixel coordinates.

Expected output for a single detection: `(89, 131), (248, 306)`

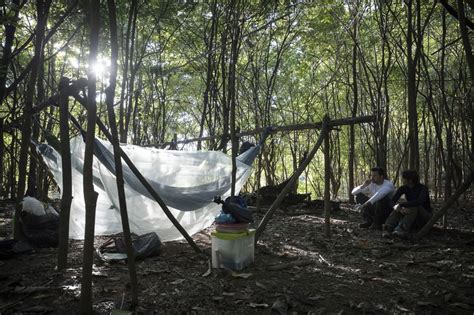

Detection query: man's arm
(399, 185), (429, 208)
(392, 186), (404, 204)
(352, 180), (371, 195)
(366, 181), (395, 204)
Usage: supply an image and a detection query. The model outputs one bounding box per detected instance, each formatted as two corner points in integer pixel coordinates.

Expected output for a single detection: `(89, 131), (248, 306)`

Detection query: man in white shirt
(352, 167), (395, 230)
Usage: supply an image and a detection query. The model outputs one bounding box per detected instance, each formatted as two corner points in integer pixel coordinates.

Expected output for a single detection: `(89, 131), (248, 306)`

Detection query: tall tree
(79, 0), (100, 312)
(13, 0), (51, 239)
(105, 0), (139, 306)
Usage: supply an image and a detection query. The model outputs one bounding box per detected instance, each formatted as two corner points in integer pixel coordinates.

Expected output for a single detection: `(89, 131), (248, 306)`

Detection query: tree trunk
(14, 0), (51, 239)
(198, 0), (218, 151)
(0, 118), (4, 197)
(57, 77), (73, 271)
(122, 0), (139, 143)
(119, 0), (138, 143)
(407, 0), (419, 170)
(456, 0), (474, 163)
(0, 0), (21, 104)
(324, 128), (331, 238)
(229, 4), (241, 196)
(79, 0), (100, 312)
(348, 5), (358, 203)
(106, 0), (139, 306)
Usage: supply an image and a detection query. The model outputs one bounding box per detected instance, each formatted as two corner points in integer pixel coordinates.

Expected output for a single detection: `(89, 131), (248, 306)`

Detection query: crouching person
(352, 167), (395, 230)
(383, 170), (432, 238)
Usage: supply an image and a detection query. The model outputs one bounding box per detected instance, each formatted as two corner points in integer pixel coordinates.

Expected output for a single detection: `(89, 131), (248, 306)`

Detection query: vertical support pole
(324, 127), (331, 238)
(170, 133), (178, 150)
(0, 118), (4, 198)
(57, 77), (73, 270)
(256, 116), (329, 242)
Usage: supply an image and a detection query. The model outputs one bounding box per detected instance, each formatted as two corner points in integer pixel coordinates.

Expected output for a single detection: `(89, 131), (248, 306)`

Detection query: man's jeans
(385, 206), (432, 232)
(356, 193), (393, 226)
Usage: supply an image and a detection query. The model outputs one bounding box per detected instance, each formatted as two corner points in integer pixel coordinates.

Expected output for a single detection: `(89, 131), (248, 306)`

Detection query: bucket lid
(211, 229), (256, 240)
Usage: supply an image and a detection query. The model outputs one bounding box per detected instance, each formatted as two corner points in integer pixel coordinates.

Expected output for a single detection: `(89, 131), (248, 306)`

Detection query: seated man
(383, 170), (432, 238)
(352, 167), (395, 230)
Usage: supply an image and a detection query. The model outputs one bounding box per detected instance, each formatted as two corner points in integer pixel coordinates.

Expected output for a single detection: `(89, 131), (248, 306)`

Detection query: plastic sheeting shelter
(37, 137), (259, 241)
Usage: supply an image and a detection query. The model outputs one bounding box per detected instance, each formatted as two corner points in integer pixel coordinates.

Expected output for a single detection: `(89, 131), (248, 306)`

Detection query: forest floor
(1, 199), (474, 314)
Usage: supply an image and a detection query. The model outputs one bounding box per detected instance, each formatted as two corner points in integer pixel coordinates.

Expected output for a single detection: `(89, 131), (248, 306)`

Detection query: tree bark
(57, 77), (73, 271)
(0, 118), (4, 197)
(456, 0), (474, 162)
(106, 0), (139, 306)
(0, 0), (21, 105)
(14, 0), (51, 239)
(122, 0), (139, 143)
(324, 128), (331, 238)
(79, 0), (100, 312)
(119, 0), (138, 143)
(406, 0), (420, 170)
(229, 4), (241, 197)
(348, 3), (359, 203)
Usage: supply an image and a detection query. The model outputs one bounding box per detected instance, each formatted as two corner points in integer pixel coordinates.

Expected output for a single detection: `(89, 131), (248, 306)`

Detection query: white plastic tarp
(38, 137), (256, 241)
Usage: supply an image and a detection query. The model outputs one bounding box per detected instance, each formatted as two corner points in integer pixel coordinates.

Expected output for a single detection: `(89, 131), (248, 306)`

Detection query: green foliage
(0, 0), (471, 199)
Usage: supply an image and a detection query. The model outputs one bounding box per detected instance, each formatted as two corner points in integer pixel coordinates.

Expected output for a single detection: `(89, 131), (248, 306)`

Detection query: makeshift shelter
(36, 136), (260, 241)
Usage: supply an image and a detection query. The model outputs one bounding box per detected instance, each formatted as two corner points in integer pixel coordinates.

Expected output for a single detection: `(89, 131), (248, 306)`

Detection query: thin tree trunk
(14, 0), (51, 239)
(406, 0), (419, 170)
(0, 0), (21, 104)
(456, 0), (474, 163)
(119, 0), (138, 143)
(229, 5), (241, 196)
(57, 77), (73, 271)
(0, 118), (4, 197)
(324, 128), (331, 238)
(198, 0), (218, 151)
(79, 0), (100, 312)
(106, 0), (139, 306)
(123, 1), (139, 142)
(348, 5), (358, 203)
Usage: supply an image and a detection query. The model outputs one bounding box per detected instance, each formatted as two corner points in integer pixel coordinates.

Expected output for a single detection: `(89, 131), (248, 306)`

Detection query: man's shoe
(359, 221), (371, 228)
(369, 223), (382, 230)
(382, 230), (392, 238)
(393, 228), (409, 239)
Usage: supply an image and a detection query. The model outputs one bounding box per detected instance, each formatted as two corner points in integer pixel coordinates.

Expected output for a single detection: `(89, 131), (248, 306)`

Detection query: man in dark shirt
(383, 170), (432, 238)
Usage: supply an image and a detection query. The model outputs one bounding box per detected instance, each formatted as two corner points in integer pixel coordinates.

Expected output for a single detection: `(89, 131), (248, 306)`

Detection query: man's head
(401, 170), (419, 187)
(371, 167), (385, 185)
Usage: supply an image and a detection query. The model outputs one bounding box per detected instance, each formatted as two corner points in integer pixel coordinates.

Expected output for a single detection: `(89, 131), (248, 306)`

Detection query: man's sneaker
(393, 227), (409, 239)
(369, 223), (382, 230)
(359, 221), (371, 228)
(382, 230), (392, 238)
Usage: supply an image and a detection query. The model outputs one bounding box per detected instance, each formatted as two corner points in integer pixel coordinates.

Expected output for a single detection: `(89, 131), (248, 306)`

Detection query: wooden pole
(154, 115), (375, 148)
(324, 128), (331, 238)
(106, 0), (139, 307)
(80, 0), (100, 312)
(416, 171), (473, 240)
(57, 78), (73, 271)
(255, 116), (330, 242)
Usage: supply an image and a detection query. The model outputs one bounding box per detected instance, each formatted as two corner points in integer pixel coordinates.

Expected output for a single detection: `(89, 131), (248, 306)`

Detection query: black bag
(222, 196), (254, 223)
(97, 232), (161, 262)
(20, 212), (59, 248)
(0, 239), (33, 259)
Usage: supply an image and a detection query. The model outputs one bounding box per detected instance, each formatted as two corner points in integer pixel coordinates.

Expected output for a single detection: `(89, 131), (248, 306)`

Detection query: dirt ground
(1, 199), (474, 314)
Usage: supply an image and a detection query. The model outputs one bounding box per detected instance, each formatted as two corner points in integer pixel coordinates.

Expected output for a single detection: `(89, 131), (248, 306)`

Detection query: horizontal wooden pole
(154, 115), (375, 148)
